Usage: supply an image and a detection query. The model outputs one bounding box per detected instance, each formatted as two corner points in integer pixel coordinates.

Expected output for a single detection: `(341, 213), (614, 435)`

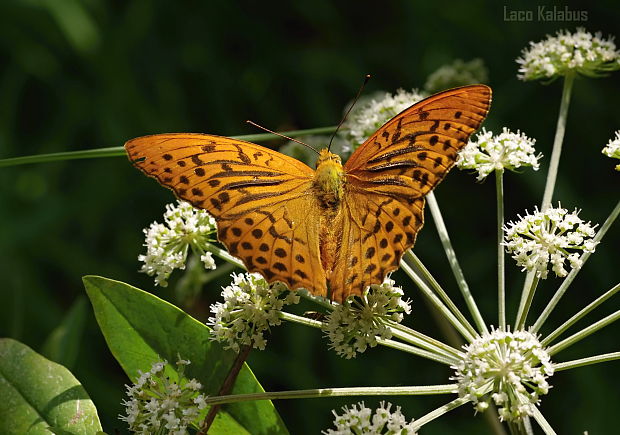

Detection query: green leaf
(83, 275), (288, 435)
(0, 338), (102, 434)
(41, 297), (88, 369)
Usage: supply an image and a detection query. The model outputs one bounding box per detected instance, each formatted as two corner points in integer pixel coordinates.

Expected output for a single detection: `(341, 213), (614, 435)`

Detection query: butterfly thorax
(313, 149), (345, 209)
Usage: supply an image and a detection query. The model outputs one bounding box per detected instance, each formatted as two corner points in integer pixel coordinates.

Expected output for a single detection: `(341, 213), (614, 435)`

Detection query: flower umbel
(457, 127), (541, 181)
(207, 273), (300, 352)
(139, 201), (217, 287)
(453, 329), (554, 422)
(120, 358), (207, 434)
(345, 88), (426, 148)
(517, 28), (620, 81)
(503, 206), (598, 279)
(602, 130), (620, 171)
(323, 401), (417, 434)
(424, 58), (489, 94)
(324, 278), (412, 359)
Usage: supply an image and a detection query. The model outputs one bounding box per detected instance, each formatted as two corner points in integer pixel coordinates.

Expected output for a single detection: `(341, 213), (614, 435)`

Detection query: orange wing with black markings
(327, 85), (492, 300)
(125, 134), (328, 296)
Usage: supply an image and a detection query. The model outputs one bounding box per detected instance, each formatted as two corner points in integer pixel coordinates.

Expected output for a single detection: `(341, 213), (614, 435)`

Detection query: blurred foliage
(0, 0), (618, 433)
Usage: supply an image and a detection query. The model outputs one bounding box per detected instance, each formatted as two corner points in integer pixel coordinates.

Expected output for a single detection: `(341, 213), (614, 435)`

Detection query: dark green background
(1, 1), (618, 433)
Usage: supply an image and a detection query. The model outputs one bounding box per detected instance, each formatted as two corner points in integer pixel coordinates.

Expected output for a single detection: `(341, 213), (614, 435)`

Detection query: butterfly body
(126, 85), (492, 303)
(313, 149), (346, 209)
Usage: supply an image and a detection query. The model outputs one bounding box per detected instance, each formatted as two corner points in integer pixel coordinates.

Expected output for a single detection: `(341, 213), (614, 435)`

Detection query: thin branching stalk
(0, 126), (338, 167)
(530, 407), (557, 435)
(391, 322), (464, 358)
(204, 243), (245, 269)
(554, 351), (620, 371)
(532, 199), (620, 333)
(400, 253), (475, 342)
(426, 192), (488, 334)
(278, 311), (457, 365)
(411, 396), (472, 431)
(547, 309), (620, 355)
(541, 72), (575, 210)
(541, 283), (620, 346)
(388, 327), (462, 364)
(202, 384), (459, 406)
(403, 250), (478, 338)
(496, 169), (506, 329)
(515, 275), (540, 330)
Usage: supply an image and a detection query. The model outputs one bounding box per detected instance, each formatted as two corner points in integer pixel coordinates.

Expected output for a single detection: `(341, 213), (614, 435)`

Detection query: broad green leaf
(0, 338), (102, 434)
(83, 275), (288, 435)
(41, 296), (87, 369)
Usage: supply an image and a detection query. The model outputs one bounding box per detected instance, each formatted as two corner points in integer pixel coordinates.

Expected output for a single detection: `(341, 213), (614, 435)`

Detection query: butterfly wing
(329, 85), (492, 300)
(125, 134), (327, 295)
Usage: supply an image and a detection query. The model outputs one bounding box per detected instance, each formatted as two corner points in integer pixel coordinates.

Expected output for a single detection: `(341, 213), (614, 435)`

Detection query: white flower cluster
(424, 58), (489, 94)
(457, 127), (541, 181)
(504, 206), (598, 279)
(453, 329), (554, 422)
(517, 28), (620, 81)
(139, 201), (217, 287)
(324, 279), (412, 359)
(345, 88), (426, 148)
(602, 130), (620, 171)
(120, 359), (208, 435)
(207, 273), (300, 352)
(323, 401), (417, 435)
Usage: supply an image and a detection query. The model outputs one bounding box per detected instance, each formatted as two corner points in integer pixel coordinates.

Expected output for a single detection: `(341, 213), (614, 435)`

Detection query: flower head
(602, 130), (620, 171)
(345, 89), (426, 149)
(453, 328), (554, 422)
(139, 201), (217, 287)
(120, 358), (207, 434)
(457, 128), (541, 180)
(207, 272), (300, 352)
(424, 58), (489, 94)
(323, 401), (417, 434)
(503, 206), (598, 279)
(324, 278), (411, 359)
(517, 28), (620, 81)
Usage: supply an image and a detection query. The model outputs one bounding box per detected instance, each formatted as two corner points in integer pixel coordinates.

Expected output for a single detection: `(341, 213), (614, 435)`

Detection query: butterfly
(125, 84), (491, 303)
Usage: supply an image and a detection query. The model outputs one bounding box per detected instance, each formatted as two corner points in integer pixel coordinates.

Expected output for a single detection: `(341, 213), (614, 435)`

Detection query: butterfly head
(313, 149), (345, 209)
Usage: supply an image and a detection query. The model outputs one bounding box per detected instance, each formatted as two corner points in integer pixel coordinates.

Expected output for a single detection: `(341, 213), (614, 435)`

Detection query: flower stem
(530, 407), (558, 435)
(554, 351), (620, 371)
(496, 169), (506, 329)
(515, 275), (540, 330)
(426, 192), (488, 334)
(541, 282), (620, 346)
(403, 250), (478, 338)
(391, 323), (464, 359)
(0, 126), (338, 167)
(202, 384), (459, 406)
(411, 395), (477, 431)
(532, 199), (620, 333)
(541, 72), (575, 210)
(401, 252), (475, 342)
(547, 309), (620, 355)
(205, 243), (245, 269)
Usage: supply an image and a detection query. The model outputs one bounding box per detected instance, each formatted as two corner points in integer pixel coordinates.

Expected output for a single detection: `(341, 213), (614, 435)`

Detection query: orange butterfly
(125, 85), (491, 303)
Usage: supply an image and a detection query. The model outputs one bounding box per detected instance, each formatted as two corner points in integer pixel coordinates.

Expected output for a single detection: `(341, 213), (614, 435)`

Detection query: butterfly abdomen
(313, 149), (345, 209)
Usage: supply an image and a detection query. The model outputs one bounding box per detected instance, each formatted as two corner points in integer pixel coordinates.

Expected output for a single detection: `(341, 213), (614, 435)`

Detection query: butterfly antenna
(246, 120), (320, 155)
(328, 74), (371, 152)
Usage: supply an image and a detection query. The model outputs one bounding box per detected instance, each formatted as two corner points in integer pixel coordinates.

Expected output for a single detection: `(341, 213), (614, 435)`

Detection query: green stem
(401, 252), (475, 342)
(496, 169), (506, 329)
(541, 282), (620, 346)
(547, 309), (620, 355)
(426, 192), (488, 334)
(554, 351), (620, 371)
(541, 72), (575, 210)
(532, 199), (620, 334)
(202, 384), (458, 406)
(411, 395), (472, 431)
(391, 322), (464, 359)
(0, 126), (338, 167)
(204, 243), (245, 269)
(531, 407), (557, 435)
(515, 275), (540, 330)
(404, 251), (478, 338)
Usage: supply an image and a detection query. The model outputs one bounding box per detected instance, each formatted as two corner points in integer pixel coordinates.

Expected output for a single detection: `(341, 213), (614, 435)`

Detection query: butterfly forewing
(125, 134), (327, 295)
(328, 85), (492, 300)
